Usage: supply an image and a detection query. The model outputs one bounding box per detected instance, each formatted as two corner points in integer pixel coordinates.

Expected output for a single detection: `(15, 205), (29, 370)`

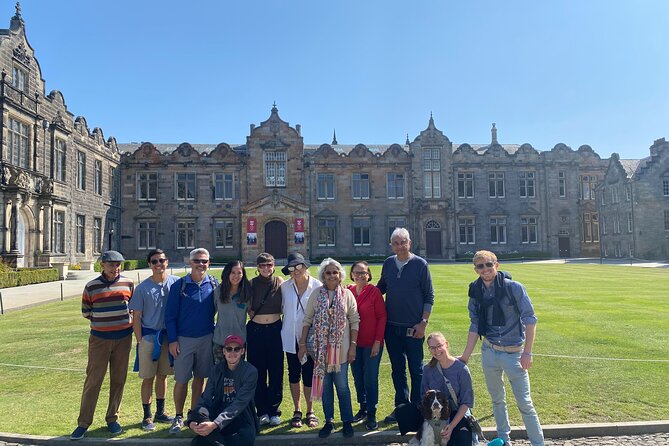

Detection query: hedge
(94, 259), (148, 272)
(0, 268), (59, 289)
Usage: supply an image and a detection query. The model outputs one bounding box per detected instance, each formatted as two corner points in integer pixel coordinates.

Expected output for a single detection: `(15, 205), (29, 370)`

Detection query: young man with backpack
(459, 250), (544, 446)
(165, 248), (218, 434)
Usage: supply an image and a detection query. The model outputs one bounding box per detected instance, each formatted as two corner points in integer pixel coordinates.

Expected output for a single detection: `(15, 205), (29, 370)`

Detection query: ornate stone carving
(13, 42), (31, 66)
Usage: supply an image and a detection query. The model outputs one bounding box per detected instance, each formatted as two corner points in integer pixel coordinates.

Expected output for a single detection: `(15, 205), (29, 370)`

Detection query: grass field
(0, 263), (667, 438)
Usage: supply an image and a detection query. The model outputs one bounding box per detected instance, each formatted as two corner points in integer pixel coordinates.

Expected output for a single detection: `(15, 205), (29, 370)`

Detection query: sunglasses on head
(150, 258), (167, 265)
(287, 264), (304, 272)
(224, 346), (243, 352)
(192, 259), (209, 264)
(475, 262), (495, 270)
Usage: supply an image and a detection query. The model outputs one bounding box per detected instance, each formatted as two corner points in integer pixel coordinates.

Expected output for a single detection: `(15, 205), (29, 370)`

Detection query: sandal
(305, 411), (319, 428)
(291, 410), (303, 428)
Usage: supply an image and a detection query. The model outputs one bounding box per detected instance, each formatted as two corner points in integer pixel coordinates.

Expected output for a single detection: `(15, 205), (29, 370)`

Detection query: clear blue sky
(15, 1), (669, 159)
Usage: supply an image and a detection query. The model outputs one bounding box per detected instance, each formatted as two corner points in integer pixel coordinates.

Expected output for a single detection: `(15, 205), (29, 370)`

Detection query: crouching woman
(187, 335), (259, 446)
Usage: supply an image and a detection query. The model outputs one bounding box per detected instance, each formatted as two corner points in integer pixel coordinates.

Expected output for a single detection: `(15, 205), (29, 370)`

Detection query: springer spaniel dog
(408, 390), (451, 446)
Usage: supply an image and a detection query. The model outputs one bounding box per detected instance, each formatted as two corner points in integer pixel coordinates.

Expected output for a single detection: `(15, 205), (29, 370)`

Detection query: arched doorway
(264, 220), (287, 259)
(425, 220), (442, 258)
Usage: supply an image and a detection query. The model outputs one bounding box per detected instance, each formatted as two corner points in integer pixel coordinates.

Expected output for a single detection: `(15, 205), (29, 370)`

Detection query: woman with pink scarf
(298, 258), (359, 439)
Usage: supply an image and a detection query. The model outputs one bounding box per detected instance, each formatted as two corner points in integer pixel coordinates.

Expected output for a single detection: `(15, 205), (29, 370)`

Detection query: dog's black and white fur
(409, 390), (451, 446)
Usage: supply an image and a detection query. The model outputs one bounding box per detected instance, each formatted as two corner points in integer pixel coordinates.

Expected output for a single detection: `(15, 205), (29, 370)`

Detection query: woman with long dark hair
(212, 260), (252, 364)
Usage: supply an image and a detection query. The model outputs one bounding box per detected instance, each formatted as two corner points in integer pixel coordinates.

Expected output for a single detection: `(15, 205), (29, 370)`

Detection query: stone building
(598, 138), (669, 260)
(0, 5), (121, 268)
(118, 107), (613, 264)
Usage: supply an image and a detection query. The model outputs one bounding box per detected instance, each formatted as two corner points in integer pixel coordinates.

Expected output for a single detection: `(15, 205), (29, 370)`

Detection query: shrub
(69, 264), (82, 271)
(0, 268), (59, 288)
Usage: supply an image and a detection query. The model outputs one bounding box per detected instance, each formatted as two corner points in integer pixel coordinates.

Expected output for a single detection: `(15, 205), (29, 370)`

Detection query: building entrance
(264, 220), (287, 259)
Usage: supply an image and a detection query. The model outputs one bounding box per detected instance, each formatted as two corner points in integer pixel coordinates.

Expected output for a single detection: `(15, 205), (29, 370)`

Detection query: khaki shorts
(138, 336), (173, 379)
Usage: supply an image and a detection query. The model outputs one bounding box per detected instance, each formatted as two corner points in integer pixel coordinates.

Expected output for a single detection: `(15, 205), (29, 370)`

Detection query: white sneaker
(269, 415), (282, 426)
(169, 415), (184, 434)
(259, 414), (270, 425)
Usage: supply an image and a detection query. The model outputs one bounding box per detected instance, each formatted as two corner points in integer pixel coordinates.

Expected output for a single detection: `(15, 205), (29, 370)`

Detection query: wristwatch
(421, 318), (429, 325)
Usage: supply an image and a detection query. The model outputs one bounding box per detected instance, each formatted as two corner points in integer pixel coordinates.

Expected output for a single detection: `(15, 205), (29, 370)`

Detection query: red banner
(247, 218), (257, 233)
(295, 218), (304, 232)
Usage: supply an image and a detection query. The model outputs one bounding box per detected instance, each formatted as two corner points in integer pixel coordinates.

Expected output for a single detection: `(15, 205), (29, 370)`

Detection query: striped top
(82, 274), (134, 339)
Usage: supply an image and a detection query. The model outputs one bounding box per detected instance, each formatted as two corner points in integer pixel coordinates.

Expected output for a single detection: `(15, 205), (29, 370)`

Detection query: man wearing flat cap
(71, 250), (135, 440)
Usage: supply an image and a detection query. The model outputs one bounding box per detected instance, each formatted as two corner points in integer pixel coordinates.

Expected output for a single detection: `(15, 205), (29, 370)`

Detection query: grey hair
(189, 248), (210, 259)
(317, 257), (347, 283)
(390, 227), (411, 243)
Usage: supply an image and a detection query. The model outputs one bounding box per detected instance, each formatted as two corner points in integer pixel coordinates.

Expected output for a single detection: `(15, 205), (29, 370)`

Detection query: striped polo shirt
(82, 274), (134, 339)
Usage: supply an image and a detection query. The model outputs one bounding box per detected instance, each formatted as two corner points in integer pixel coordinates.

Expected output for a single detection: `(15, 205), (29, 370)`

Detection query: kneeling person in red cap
(187, 335), (259, 446)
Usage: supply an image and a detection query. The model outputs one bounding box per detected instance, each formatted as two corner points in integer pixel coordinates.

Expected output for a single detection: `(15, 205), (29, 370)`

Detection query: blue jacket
(377, 254), (434, 326)
(165, 274), (217, 343)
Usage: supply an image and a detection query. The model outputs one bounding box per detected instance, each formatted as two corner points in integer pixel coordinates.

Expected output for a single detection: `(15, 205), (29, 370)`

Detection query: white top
(280, 276), (322, 353)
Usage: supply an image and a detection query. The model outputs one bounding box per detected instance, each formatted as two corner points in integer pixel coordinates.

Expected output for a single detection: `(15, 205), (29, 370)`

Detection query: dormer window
(264, 151), (286, 187)
(11, 66), (27, 93)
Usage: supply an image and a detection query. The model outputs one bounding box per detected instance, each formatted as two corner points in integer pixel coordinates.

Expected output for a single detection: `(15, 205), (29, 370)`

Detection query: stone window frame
(580, 175), (597, 200)
(76, 151), (86, 190)
(519, 171), (536, 198)
(93, 217), (102, 254)
(352, 217), (371, 246)
(558, 171), (566, 198)
(488, 172), (505, 198)
(317, 217), (336, 247)
(387, 172), (405, 200)
(7, 116), (30, 169)
(664, 210), (669, 232)
(176, 220), (196, 249)
(457, 172), (474, 199)
(11, 65), (28, 93)
(214, 219), (234, 248)
(423, 148), (441, 198)
(137, 172), (158, 201)
(663, 176), (669, 197)
(317, 174), (335, 200)
(76, 214), (86, 254)
(520, 216), (538, 244)
(53, 138), (66, 182)
(214, 172), (234, 201)
(94, 159), (103, 196)
(53, 209), (66, 254)
(387, 216), (407, 241)
(137, 220), (157, 250)
(458, 216), (476, 245)
(351, 173), (370, 200)
(264, 151), (286, 187)
(489, 216), (507, 245)
(627, 212), (633, 233)
(175, 172), (197, 201)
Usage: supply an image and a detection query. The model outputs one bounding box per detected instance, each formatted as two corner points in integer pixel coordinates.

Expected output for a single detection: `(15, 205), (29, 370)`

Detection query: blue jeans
(322, 362), (354, 423)
(350, 345), (383, 415)
(384, 325), (424, 407)
(481, 341), (545, 446)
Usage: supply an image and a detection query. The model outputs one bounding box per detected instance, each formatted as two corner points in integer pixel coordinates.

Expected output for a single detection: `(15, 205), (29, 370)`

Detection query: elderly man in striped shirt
(70, 250), (135, 440)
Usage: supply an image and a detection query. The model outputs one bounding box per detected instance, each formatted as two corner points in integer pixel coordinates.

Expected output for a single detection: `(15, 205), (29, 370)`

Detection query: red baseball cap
(223, 335), (245, 347)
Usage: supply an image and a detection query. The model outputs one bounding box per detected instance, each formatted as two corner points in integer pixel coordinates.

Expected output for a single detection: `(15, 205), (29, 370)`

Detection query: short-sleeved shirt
(129, 275), (180, 331)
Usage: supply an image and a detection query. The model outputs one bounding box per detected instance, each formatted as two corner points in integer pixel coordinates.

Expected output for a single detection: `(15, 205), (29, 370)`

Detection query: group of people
(69, 228), (545, 446)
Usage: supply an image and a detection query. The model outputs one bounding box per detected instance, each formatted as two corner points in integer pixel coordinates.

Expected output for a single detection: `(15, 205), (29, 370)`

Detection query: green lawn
(0, 264), (667, 438)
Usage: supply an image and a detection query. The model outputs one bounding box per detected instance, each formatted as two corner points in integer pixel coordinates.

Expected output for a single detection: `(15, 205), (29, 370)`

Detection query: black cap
(281, 252), (310, 275)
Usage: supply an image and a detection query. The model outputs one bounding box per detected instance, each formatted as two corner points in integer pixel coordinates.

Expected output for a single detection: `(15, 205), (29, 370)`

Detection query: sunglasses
(150, 258), (168, 265)
(475, 262), (495, 270)
(192, 259), (209, 264)
(287, 264), (305, 272)
(258, 263), (274, 269)
(324, 270), (340, 276)
(224, 346), (243, 352)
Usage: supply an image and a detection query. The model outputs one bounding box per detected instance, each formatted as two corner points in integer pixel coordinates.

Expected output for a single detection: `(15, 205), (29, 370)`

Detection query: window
(137, 221), (157, 250)
(387, 173), (405, 199)
(581, 175), (597, 200)
(8, 117), (29, 168)
(600, 188), (606, 206)
(93, 218), (102, 253)
(663, 177), (669, 197)
(214, 173), (234, 200)
(627, 212), (633, 233)
(214, 219), (234, 248)
(76, 214), (85, 253)
(94, 160), (103, 195)
(264, 151), (286, 186)
(318, 218), (336, 246)
(519, 172), (535, 198)
(352, 173), (370, 199)
(601, 216), (607, 235)
(490, 217), (507, 244)
(176, 173), (196, 200)
(457, 172), (474, 198)
(53, 210), (65, 254)
(558, 171), (566, 198)
(611, 187), (619, 204)
(458, 217), (476, 244)
(76, 151), (86, 190)
(137, 173), (158, 201)
(353, 218), (371, 246)
(53, 139), (66, 181)
(388, 216), (407, 240)
(521, 217), (538, 243)
(317, 174), (335, 200)
(626, 185), (631, 201)
(665, 210), (669, 231)
(423, 148), (441, 198)
(613, 214), (620, 234)
(488, 172), (505, 198)
(176, 221), (195, 249)
(11, 66), (27, 92)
